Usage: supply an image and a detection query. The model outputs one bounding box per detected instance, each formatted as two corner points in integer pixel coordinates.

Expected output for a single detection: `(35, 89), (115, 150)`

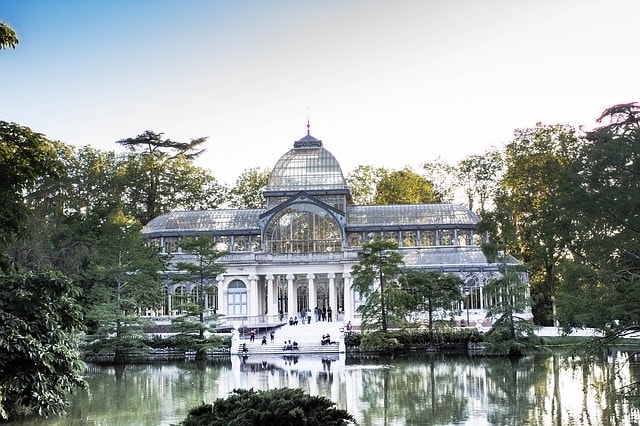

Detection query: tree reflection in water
(11, 351), (640, 426)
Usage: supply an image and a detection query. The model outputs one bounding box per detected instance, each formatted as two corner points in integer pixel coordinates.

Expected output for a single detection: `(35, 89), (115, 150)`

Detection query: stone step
(237, 342), (339, 355)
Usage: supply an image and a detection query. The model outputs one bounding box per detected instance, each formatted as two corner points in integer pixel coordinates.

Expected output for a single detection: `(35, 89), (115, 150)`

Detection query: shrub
(181, 388), (356, 426)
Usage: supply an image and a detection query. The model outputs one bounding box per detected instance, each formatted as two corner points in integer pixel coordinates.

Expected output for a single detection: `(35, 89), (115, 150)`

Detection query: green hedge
(345, 329), (484, 351)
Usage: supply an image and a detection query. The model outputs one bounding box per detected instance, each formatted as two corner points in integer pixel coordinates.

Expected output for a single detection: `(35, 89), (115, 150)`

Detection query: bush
(349, 329), (485, 351)
(344, 331), (361, 348)
(181, 388), (355, 426)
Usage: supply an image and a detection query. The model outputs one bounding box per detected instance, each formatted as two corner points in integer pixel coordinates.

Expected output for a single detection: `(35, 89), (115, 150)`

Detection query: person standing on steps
(327, 306), (333, 322)
(270, 330), (275, 343)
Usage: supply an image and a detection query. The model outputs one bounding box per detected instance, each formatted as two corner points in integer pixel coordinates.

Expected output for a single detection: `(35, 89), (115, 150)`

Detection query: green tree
(227, 167), (269, 208)
(0, 272), (85, 420)
(456, 149), (503, 213)
(497, 123), (580, 325)
(482, 241), (536, 356)
(555, 260), (610, 330)
(421, 158), (457, 203)
(173, 235), (226, 342)
(374, 168), (442, 205)
(0, 121), (63, 269)
(117, 131), (220, 224)
(559, 102), (640, 331)
(402, 270), (462, 334)
(181, 388), (355, 426)
(28, 144), (126, 218)
(0, 22), (18, 50)
(351, 238), (406, 333)
(85, 210), (165, 364)
(346, 165), (388, 205)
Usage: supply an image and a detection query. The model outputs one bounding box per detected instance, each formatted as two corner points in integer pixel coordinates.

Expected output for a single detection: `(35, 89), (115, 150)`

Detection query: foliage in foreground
(181, 387), (356, 426)
(345, 328), (484, 351)
(482, 315), (543, 356)
(0, 272), (86, 420)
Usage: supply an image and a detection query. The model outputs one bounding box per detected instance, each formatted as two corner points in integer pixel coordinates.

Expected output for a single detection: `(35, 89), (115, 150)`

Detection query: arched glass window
(458, 230), (472, 246)
(206, 282), (218, 312)
(233, 236), (249, 252)
(421, 230), (435, 246)
(383, 231), (398, 244)
(401, 231), (416, 247)
(439, 229), (453, 246)
(215, 236), (229, 251)
(347, 233), (362, 247)
(265, 204), (341, 253)
(173, 285), (190, 314)
(227, 280), (247, 316)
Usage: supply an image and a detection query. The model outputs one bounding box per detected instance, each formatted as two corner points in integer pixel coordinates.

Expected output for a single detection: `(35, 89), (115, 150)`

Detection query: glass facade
(264, 204), (342, 253)
(142, 126), (528, 324)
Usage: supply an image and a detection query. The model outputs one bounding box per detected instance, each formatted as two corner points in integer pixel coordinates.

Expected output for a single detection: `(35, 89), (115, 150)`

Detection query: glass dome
(266, 130), (348, 192)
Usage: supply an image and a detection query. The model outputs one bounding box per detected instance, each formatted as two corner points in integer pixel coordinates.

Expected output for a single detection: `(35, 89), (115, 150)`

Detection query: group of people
(320, 334), (333, 345)
(283, 340), (299, 351)
(314, 306), (333, 322)
(247, 329), (275, 347)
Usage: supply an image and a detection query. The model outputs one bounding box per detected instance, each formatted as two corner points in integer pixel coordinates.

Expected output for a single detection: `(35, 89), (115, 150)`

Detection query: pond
(14, 349), (640, 425)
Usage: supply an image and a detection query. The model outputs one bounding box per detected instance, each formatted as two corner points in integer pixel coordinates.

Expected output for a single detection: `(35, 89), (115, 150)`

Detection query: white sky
(1, 0), (638, 184)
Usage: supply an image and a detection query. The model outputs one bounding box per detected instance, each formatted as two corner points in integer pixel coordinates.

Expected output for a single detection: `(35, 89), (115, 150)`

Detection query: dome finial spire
(306, 107), (311, 135)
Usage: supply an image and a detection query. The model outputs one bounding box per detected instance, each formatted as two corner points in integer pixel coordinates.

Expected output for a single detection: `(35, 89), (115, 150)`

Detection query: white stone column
(249, 274), (259, 318)
(266, 274), (277, 318)
(203, 282), (209, 311)
(307, 273), (316, 319)
(328, 272), (337, 321)
(287, 273), (296, 317)
(217, 275), (225, 316)
(343, 272), (353, 320)
(166, 287), (172, 316)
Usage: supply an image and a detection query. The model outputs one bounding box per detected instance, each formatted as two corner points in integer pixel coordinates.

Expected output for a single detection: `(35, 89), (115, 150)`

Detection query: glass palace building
(142, 127), (527, 327)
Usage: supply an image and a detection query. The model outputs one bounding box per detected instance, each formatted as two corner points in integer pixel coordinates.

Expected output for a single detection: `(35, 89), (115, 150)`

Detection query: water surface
(14, 350), (640, 425)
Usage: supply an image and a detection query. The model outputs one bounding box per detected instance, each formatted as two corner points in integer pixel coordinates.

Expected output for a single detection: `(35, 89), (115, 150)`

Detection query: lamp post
(464, 288), (470, 327)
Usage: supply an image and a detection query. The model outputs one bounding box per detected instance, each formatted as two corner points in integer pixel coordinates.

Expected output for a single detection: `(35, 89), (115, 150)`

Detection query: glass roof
(346, 204), (480, 227)
(266, 132), (348, 192)
(143, 204), (481, 235)
(401, 246), (520, 267)
(143, 210), (263, 235)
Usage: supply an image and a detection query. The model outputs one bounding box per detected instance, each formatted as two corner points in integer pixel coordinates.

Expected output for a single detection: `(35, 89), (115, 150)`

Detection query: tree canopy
(351, 238), (406, 333)
(557, 102), (640, 331)
(374, 168), (442, 205)
(0, 121), (63, 270)
(0, 22), (18, 50)
(0, 272), (85, 420)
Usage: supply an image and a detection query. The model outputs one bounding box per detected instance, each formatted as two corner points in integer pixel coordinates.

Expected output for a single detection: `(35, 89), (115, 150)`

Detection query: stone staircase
(235, 320), (345, 356)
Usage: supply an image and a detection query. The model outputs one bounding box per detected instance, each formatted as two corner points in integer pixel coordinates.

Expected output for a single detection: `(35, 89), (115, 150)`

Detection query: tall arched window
(264, 204), (341, 253)
(227, 280), (247, 316)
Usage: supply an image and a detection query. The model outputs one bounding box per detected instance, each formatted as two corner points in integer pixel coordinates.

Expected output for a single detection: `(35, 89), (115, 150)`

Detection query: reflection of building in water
(143, 125), (529, 327)
(83, 351), (640, 424)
